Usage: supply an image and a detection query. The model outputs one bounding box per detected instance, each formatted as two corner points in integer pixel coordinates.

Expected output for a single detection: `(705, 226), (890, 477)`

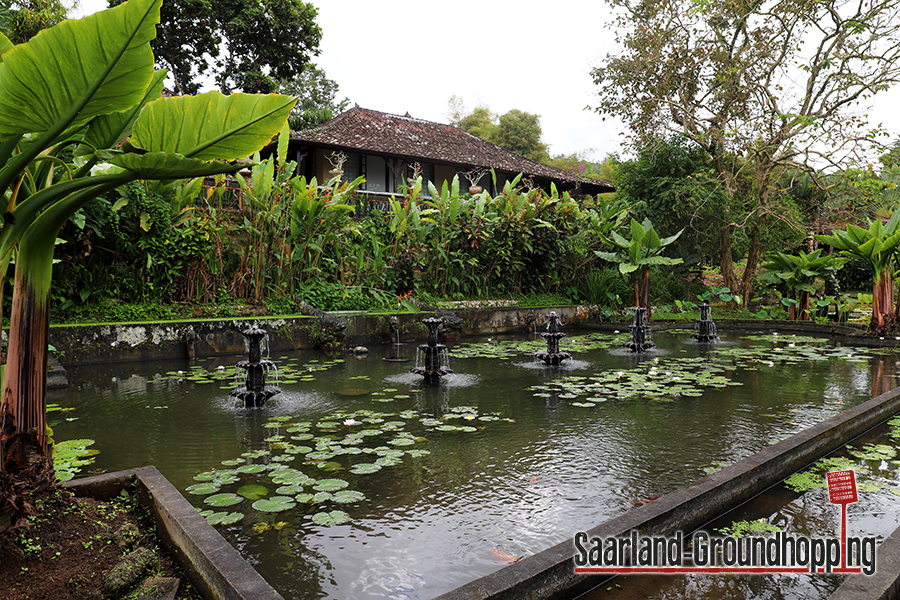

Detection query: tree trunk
(797, 291), (810, 321)
(872, 270), (894, 333)
(1, 273), (51, 471)
(719, 227), (739, 293)
(741, 224), (762, 307)
(0, 245), (56, 533)
(640, 267), (651, 319)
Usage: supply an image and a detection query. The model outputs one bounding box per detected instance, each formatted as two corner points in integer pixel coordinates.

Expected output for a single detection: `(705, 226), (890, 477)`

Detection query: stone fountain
(231, 324), (281, 408)
(691, 302), (719, 343)
(622, 306), (655, 353)
(534, 311), (571, 365)
(410, 316), (453, 384)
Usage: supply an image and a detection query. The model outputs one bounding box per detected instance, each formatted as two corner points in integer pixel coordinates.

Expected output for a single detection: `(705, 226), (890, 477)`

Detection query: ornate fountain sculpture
(691, 302), (719, 343)
(231, 324), (282, 408)
(410, 316), (453, 384)
(534, 311), (571, 365)
(623, 306), (655, 352)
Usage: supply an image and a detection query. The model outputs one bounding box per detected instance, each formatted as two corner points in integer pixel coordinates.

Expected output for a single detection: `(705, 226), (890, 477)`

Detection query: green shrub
(575, 268), (631, 306)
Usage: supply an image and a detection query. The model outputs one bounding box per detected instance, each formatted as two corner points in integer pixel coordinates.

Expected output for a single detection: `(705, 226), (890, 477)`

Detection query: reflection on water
(49, 331), (894, 600)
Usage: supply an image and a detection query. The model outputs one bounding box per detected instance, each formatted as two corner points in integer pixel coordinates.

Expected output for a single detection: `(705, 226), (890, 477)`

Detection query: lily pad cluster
(449, 333), (628, 360)
(189, 405), (513, 528)
(783, 416), (900, 496)
(529, 336), (872, 405)
(156, 355), (345, 389)
(53, 438), (98, 482)
(529, 358), (741, 404)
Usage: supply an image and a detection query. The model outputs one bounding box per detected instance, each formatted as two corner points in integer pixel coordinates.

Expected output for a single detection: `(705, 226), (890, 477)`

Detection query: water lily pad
(206, 511), (243, 526)
(313, 478), (349, 492)
(204, 493), (243, 507)
(236, 464), (267, 474)
(252, 496), (296, 513)
(332, 490), (366, 503)
(306, 451), (336, 461)
(296, 491), (332, 503)
(186, 482), (221, 495)
(389, 438), (416, 446)
(221, 459), (244, 467)
(237, 484), (269, 500)
(349, 463), (382, 475)
(311, 510), (351, 526)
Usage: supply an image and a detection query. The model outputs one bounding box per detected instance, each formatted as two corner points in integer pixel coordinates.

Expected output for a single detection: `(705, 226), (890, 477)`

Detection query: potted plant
(327, 151), (347, 179)
(464, 167), (488, 194)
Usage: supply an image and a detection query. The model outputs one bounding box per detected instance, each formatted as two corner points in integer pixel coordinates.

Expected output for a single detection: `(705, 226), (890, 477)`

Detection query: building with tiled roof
(282, 107), (614, 198)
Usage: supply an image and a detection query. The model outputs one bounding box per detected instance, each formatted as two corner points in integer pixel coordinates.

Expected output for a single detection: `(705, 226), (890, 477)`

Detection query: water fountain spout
(410, 317), (453, 384)
(534, 311), (572, 365)
(231, 324), (282, 407)
(691, 302), (719, 343)
(623, 306), (655, 352)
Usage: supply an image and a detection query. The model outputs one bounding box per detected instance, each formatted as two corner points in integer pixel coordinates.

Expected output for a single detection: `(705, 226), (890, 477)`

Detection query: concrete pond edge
(430, 386), (900, 600)
(64, 466), (284, 600)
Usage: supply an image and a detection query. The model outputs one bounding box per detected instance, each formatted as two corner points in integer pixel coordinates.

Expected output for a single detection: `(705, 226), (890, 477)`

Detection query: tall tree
(592, 0), (900, 305)
(448, 98), (549, 161)
(108, 0), (322, 95)
(495, 109), (549, 163)
(276, 63), (350, 131)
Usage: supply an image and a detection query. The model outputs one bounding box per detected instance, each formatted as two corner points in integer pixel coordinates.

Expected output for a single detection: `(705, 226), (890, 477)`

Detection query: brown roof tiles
(291, 107), (613, 193)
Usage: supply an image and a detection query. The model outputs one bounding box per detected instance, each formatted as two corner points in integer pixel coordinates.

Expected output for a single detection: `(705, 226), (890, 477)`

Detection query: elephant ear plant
(595, 218), (683, 313)
(0, 0), (295, 532)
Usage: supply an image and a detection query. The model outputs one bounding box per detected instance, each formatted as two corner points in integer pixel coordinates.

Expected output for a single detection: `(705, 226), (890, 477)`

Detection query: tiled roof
(290, 107), (613, 192)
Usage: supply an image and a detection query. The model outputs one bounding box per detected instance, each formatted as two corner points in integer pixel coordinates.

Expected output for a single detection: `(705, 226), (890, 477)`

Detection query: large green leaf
(0, 0), (159, 140)
(128, 91), (296, 160)
(82, 69), (167, 154)
(108, 151), (245, 178)
(643, 227), (662, 250)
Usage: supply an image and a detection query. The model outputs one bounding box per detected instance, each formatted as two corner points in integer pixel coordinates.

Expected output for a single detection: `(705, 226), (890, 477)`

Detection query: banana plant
(595, 218), (684, 311)
(289, 175), (361, 284)
(757, 250), (847, 321)
(0, 0), (295, 515)
(816, 212), (900, 333)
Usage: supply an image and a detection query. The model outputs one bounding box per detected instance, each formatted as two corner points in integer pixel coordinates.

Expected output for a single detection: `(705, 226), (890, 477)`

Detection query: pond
(49, 329), (897, 600)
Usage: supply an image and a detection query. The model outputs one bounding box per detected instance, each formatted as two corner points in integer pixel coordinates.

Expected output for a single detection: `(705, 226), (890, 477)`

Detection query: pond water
(49, 329), (897, 600)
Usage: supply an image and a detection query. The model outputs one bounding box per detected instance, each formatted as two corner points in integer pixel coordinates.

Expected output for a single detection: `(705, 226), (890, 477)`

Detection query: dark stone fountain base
(411, 317), (454, 385)
(534, 312), (571, 365)
(232, 327), (282, 408)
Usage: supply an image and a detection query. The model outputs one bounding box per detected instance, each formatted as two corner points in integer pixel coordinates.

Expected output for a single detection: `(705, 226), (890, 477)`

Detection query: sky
(74, 0), (900, 165)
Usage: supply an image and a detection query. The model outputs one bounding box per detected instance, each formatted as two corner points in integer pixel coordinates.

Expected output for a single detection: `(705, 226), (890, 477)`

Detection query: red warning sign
(826, 470), (858, 505)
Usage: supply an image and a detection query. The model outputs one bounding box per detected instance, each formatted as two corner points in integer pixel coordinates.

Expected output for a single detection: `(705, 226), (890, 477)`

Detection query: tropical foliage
(0, 0), (294, 530)
(595, 218), (684, 310)
(816, 213), (900, 333)
(757, 250), (848, 320)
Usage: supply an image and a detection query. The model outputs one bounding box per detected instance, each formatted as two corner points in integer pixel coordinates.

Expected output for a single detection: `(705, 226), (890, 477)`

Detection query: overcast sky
(76, 0), (900, 164)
